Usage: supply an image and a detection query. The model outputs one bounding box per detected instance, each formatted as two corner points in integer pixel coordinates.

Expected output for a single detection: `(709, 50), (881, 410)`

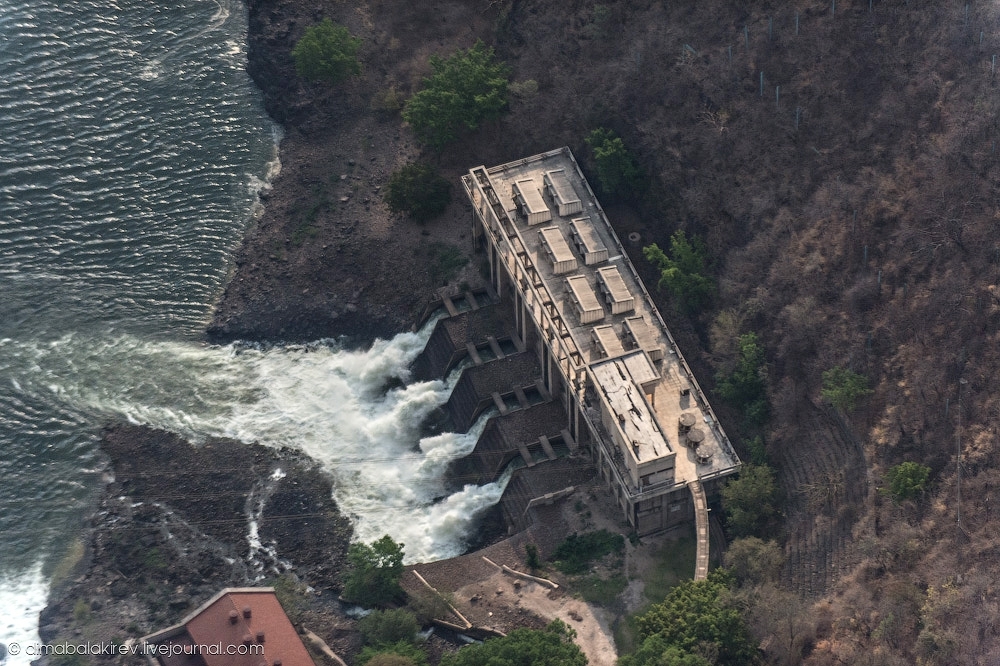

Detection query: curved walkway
(689, 480), (710, 580)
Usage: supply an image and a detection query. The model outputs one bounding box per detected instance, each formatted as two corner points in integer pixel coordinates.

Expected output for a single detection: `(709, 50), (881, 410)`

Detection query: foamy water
(0, 563), (48, 666)
(2, 321), (506, 565)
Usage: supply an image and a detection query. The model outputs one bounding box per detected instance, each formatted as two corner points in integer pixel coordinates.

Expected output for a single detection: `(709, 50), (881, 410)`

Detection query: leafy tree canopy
(402, 41), (510, 149)
(343, 535), (405, 607)
(715, 332), (768, 426)
(618, 636), (711, 666)
(585, 128), (645, 200)
(821, 366), (872, 412)
(883, 461), (931, 502)
(384, 163), (452, 223)
(721, 464), (779, 538)
(633, 570), (757, 666)
(643, 231), (713, 312)
(292, 19), (361, 85)
(438, 620), (587, 666)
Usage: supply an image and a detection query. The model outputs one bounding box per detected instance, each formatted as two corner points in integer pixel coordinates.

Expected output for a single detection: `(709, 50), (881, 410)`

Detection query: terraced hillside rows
(775, 402), (868, 597)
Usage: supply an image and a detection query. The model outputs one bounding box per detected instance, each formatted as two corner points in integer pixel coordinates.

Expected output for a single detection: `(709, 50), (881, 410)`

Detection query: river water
(0, 2), (503, 660)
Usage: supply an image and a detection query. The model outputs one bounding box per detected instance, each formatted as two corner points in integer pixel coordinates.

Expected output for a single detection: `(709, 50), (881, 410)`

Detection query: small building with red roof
(139, 588), (314, 666)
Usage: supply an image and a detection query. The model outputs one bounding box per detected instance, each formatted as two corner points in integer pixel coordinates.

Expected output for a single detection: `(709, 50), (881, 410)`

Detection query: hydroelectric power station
(414, 148), (741, 579)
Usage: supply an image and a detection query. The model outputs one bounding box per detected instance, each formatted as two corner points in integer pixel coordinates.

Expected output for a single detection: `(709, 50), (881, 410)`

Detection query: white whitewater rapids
(2, 319), (508, 565)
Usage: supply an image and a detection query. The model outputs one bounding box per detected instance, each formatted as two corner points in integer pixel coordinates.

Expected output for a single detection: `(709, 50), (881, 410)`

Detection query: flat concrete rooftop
(466, 148), (739, 493)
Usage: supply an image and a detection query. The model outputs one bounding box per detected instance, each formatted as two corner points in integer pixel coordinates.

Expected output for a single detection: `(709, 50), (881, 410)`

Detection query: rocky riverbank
(205, 0), (496, 345)
(35, 424), (354, 664)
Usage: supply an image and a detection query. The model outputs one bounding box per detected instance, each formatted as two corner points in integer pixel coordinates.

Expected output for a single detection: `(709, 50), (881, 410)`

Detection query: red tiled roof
(145, 589), (313, 666)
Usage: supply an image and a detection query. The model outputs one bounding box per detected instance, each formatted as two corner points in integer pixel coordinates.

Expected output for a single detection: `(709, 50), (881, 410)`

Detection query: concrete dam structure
(413, 148), (741, 577)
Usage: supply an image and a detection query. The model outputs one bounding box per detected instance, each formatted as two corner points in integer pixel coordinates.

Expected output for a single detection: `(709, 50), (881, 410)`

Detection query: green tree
(402, 41), (510, 149)
(821, 366), (873, 412)
(643, 232), (713, 312)
(618, 636), (711, 666)
(632, 571), (757, 665)
(721, 465), (779, 538)
(715, 332), (768, 425)
(585, 128), (644, 200)
(291, 19), (361, 85)
(343, 535), (405, 607)
(439, 620), (587, 666)
(723, 537), (784, 587)
(883, 461), (931, 502)
(384, 163), (452, 222)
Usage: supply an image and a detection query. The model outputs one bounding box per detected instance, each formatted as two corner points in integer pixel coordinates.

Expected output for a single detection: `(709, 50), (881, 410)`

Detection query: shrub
(715, 332), (769, 426)
(402, 41), (510, 149)
(525, 543), (541, 570)
(508, 79), (538, 98)
(73, 599), (92, 624)
(371, 86), (404, 114)
(385, 163), (452, 223)
(721, 464), (779, 538)
(585, 127), (644, 200)
(883, 461), (931, 502)
(405, 587), (453, 625)
(359, 643), (427, 666)
(292, 19), (361, 85)
(342, 535), (405, 607)
(359, 609), (420, 648)
(552, 529), (624, 574)
(643, 231), (714, 312)
(821, 366), (873, 412)
(723, 537), (784, 587)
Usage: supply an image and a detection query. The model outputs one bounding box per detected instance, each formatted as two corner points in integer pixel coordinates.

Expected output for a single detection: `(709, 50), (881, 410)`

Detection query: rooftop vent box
(592, 324), (625, 359)
(596, 265), (635, 314)
(569, 217), (609, 265)
(539, 226), (578, 275)
(566, 275), (604, 324)
(622, 315), (664, 362)
(512, 178), (551, 225)
(543, 169), (583, 216)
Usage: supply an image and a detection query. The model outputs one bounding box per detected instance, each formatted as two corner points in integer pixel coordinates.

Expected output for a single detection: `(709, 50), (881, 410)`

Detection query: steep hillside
(217, 0), (1000, 662)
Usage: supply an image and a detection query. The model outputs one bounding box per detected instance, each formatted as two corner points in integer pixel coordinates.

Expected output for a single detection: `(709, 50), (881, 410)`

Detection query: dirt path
(453, 570), (618, 666)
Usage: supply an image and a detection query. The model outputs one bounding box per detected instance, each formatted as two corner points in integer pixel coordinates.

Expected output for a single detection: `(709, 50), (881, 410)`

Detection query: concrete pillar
(546, 346), (555, 397)
(521, 297), (528, 344)
(491, 245), (501, 297)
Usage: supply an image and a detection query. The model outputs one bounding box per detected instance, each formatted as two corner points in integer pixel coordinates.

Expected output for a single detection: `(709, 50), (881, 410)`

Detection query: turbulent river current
(0, 2), (504, 660)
